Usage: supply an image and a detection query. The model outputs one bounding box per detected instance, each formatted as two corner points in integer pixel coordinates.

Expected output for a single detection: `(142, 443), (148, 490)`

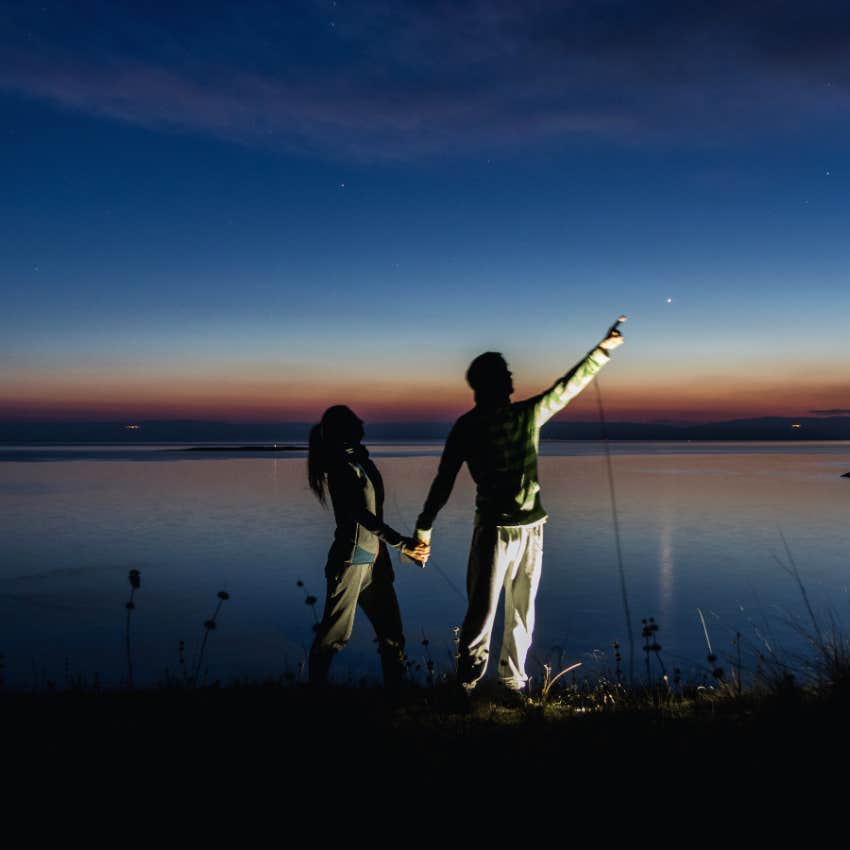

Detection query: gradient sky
(2, 1), (849, 424)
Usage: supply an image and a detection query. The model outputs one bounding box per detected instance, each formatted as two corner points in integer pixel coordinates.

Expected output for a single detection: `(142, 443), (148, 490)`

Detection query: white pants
(457, 520), (545, 691)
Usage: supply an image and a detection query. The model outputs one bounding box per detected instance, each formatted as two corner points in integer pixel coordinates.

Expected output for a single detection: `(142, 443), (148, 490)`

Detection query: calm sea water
(1, 441), (848, 689)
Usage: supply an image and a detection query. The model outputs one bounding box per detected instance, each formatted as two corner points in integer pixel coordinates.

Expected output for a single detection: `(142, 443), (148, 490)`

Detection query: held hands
(401, 537), (431, 567)
(598, 315), (627, 353)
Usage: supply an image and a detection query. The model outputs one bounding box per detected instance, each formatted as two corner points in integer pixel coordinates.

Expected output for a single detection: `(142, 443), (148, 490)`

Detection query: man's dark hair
(466, 352), (512, 405)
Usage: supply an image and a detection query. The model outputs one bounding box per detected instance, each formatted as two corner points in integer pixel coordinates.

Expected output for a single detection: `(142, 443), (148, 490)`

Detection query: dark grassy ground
(7, 676), (849, 832)
(6, 675), (848, 775)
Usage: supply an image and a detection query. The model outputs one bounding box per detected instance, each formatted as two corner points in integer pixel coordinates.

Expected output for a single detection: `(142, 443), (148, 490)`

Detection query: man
(414, 321), (625, 698)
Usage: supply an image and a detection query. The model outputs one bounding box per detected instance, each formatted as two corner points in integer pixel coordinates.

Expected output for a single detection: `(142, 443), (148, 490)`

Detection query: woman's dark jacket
(326, 445), (403, 564)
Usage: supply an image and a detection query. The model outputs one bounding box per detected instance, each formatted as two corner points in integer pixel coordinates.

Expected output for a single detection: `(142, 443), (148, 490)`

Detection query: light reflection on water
(0, 442), (848, 689)
(658, 506), (675, 625)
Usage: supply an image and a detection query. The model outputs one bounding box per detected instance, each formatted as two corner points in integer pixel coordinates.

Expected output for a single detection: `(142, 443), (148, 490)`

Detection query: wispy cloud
(810, 409), (850, 415)
(3, 1), (850, 158)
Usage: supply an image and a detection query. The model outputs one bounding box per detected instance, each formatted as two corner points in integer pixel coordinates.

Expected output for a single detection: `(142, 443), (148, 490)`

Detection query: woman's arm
(329, 463), (428, 560)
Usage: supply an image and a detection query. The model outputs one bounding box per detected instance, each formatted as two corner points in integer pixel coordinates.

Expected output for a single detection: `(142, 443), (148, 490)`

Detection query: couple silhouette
(306, 321), (625, 699)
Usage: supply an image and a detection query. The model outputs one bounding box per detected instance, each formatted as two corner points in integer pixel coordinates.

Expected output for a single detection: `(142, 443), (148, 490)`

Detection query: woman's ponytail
(307, 406), (362, 506)
(307, 423), (328, 506)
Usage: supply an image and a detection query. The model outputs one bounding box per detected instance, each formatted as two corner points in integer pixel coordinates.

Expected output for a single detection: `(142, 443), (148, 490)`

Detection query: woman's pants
(309, 543), (406, 687)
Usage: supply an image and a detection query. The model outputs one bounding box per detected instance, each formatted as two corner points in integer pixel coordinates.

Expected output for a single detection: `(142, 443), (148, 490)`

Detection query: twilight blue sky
(2, 1), (849, 423)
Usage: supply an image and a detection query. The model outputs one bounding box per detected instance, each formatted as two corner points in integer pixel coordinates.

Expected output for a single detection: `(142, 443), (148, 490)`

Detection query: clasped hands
(401, 538), (431, 566)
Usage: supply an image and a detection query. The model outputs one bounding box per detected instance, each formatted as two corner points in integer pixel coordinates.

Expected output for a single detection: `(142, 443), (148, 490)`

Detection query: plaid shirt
(415, 346), (611, 539)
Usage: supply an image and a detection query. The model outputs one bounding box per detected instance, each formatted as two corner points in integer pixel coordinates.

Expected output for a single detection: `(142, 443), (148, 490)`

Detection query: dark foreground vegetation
(7, 667), (850, 795)
(7, 567), (850, 817)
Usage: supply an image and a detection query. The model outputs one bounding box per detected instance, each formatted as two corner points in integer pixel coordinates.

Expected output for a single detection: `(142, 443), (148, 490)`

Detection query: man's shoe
(499, 685), (529, 709)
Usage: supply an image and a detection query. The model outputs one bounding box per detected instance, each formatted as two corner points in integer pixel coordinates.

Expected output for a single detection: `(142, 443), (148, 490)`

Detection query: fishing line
(593, 376), (635, 682)
(388, 487), (466, 603)
(421, 555), (466, 604)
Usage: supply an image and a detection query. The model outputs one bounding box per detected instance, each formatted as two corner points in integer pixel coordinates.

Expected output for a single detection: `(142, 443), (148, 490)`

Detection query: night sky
(2, 1), (849, 424)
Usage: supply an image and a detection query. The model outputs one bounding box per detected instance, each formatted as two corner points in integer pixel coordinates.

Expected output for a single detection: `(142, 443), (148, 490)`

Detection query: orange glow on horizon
(2, 369), (848, 424)
(3, 353), (849, 424)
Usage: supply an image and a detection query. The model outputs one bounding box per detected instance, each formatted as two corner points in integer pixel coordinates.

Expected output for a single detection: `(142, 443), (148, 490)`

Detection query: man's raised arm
(414, 422), (466, 544)
(535, 325), (624, 427)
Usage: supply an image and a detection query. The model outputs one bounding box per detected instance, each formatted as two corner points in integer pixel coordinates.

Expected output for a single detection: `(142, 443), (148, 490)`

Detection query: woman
(307, 405), (429, 687)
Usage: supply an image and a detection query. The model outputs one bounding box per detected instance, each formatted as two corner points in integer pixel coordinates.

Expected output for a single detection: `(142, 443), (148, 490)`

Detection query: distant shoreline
(1, 415), (849, 443)
(175, 445), (305, 453)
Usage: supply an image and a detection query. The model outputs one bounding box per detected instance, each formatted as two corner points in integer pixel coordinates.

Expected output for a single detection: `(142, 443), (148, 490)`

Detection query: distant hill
(545, 416), (850, 441)
(1, 416), (849, 443)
